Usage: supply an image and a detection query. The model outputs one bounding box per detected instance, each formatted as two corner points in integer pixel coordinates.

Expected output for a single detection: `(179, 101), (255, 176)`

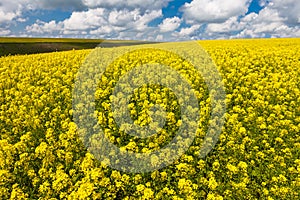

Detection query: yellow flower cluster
(0, 38), (299, 199)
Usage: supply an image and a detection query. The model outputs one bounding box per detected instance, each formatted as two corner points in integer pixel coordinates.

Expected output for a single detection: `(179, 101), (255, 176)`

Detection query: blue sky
(0, 0), (299, 41)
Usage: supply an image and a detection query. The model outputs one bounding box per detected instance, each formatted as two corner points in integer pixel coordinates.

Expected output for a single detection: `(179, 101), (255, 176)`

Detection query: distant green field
(0, 37), (156, 57)
(0, 37), (104, 43)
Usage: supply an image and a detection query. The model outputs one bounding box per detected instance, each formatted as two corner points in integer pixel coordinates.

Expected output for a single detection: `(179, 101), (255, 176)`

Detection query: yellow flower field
(0, 38), (299, 199)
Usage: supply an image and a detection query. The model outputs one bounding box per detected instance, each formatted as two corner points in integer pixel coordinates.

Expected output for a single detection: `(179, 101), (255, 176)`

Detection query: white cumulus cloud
(203, 0), (300, 39)
(269, 0), (300, 25)
(25, 8), (163, 40)
(181, 0), (252, 23)
(63, 8), (107, 31)
(0, 27), (11, 36)
(82, 0), (172, 11)
(26, 20), (63, 34)
(159, 17), (182, 32)
(171, 24), (201, 40)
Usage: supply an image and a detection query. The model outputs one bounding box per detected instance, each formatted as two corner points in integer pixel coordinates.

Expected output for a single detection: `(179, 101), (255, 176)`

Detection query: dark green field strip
(0, 42), (98, 57)
(0, 38), (159, 57)
(0, 37), (104, 43)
